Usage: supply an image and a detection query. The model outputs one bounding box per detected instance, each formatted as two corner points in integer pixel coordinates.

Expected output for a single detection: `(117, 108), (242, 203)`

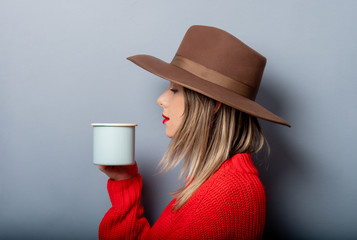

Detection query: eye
(170, 88), (178, 93)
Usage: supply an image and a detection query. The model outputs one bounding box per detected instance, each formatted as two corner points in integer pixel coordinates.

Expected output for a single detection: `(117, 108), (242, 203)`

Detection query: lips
(162, 114), (170, 124)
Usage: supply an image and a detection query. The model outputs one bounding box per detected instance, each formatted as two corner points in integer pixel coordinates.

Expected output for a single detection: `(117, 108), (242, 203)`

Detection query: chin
(166, 133), (174, 138)
(165, 130), (175, 138)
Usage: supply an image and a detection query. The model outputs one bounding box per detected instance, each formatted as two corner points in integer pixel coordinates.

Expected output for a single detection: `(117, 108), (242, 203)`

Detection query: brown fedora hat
(127, 25), (290, 127)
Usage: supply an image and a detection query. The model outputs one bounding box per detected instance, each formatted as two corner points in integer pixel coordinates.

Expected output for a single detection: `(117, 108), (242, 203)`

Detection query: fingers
(98, 165), (106, 172)
(98, 163), (137, 172)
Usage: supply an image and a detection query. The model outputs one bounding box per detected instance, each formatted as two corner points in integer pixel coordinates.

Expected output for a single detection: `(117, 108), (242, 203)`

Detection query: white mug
(91, 123), (137, 165)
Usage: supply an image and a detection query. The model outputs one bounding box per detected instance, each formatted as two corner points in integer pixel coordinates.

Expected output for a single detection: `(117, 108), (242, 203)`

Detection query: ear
(214, 102), (222, 114)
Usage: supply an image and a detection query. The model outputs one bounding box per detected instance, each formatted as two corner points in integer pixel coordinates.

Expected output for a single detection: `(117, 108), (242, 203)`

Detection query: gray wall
(1, 1), (356, 239)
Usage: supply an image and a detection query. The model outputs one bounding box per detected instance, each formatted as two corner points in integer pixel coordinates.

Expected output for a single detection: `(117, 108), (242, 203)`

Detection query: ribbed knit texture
(99, 153), (266, 240)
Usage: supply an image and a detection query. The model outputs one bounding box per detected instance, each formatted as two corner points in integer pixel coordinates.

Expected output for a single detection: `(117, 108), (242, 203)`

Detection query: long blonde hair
(159, 87), (266, 211)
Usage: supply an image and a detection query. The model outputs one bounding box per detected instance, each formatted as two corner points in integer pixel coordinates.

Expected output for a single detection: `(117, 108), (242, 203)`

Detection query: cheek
(175, 103), (185, 127)
(166, 97), (185, 138)
(178, 94), (185, 115)
(174, 98), (185, 124)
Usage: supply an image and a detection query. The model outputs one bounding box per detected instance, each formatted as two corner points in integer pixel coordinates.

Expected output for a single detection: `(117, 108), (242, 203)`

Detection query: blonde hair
(159, 87), (266, 211)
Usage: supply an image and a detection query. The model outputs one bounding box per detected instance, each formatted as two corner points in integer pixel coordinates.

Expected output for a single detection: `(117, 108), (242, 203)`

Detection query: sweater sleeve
(98, 174), (151, 240)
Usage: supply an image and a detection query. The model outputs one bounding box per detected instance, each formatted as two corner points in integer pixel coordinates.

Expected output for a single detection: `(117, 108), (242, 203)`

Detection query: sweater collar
(223, 153), (259, 175)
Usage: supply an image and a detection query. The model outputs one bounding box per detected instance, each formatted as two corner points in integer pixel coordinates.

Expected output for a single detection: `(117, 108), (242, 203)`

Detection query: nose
(157, 89), (169, 108)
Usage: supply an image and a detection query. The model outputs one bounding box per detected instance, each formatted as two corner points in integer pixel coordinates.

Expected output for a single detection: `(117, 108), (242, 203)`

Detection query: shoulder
(200, 161), (265, 208)
(173, 154), (266, 238)
(186, 153), (265, 214)
(206, 153), (265, 199)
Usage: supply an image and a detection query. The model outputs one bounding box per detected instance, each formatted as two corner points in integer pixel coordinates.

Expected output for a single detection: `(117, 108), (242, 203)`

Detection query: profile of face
(157, 82), (185, 138)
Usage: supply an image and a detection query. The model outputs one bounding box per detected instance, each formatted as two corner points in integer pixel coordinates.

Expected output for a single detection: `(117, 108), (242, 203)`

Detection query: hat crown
(175, 25), (266, 97)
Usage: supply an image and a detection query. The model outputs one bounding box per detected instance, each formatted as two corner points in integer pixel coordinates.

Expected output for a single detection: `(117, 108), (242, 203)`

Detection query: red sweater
(99, 153), (266, 239)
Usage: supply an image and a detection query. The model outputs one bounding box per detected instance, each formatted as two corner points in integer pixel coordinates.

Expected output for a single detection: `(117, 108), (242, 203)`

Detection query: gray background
(1, 0), (356, 239)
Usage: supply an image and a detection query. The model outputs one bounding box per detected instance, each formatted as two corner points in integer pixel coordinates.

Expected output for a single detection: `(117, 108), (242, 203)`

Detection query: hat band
(171, 55), (257, 100)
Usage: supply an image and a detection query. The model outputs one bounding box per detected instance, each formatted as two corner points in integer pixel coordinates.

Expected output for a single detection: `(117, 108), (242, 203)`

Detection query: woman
(98, 25), (290, 240)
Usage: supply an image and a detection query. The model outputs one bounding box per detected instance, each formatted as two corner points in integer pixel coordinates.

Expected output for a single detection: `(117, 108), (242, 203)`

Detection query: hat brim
(127, 54), (290, 127)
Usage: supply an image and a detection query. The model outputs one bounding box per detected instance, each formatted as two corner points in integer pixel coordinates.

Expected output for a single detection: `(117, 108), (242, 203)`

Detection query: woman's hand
(98, 163), (138, 181)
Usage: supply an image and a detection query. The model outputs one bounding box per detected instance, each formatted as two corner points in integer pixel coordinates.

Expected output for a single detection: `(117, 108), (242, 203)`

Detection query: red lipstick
(162, 114), (170, 124)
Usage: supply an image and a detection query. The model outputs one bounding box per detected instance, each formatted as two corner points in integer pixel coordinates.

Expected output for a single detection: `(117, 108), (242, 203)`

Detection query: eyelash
(170, 88), (178, 93)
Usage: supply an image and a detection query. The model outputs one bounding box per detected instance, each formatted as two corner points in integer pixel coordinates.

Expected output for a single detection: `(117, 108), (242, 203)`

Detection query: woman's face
(157, 82), (185, 138)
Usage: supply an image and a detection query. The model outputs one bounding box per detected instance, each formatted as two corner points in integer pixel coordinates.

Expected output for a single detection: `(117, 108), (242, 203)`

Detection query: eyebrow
(171, 82), (181, 88)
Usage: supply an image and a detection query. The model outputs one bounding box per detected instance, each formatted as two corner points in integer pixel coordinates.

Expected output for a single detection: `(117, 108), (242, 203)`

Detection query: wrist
(98, 162), (138, 181)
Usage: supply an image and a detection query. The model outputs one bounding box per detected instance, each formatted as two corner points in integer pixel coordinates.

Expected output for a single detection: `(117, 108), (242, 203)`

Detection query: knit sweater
(99, 153), (266, 239)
